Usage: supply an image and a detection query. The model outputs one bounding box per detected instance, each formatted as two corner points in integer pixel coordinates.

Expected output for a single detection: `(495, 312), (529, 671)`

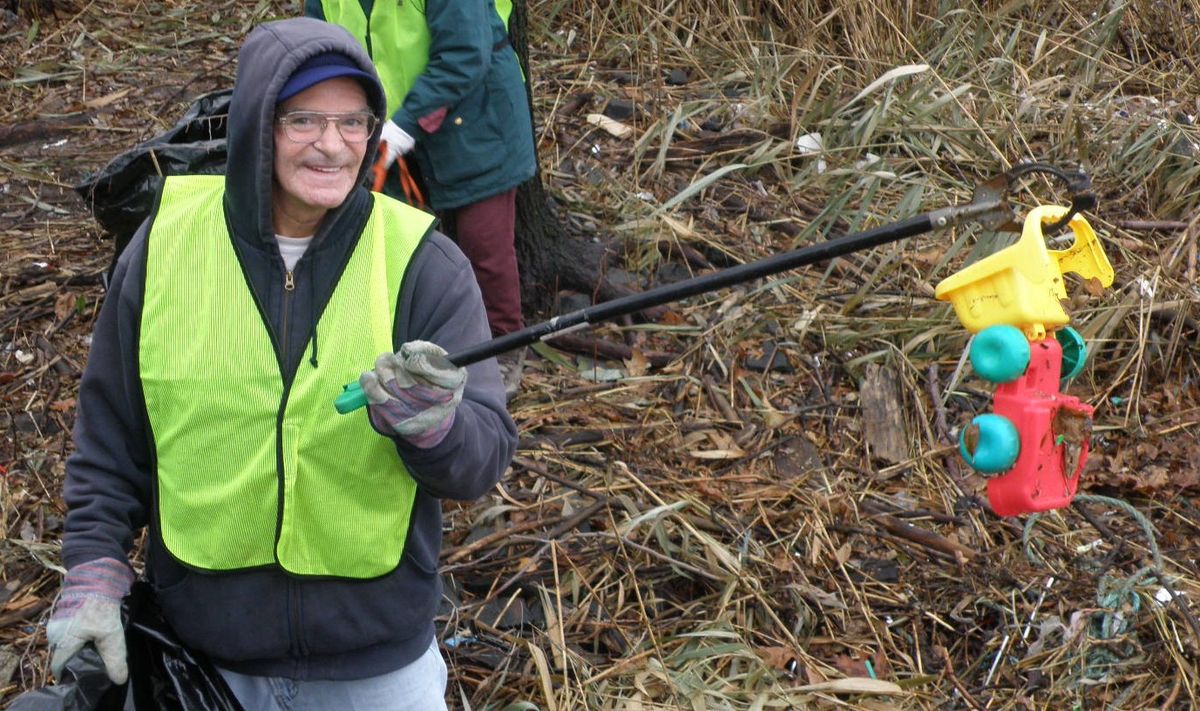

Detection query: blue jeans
(216, 640), (448, 711)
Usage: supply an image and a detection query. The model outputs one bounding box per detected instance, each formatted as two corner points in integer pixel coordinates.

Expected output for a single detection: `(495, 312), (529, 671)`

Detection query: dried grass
(2, 0), (1200, 709)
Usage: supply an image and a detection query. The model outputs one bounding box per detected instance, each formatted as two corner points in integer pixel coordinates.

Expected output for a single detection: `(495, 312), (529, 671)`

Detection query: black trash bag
(8, 582), (244, 711)
(74, 89), (231, 265)
(5, 647), (125, 711)
(122, 582), (244, 711)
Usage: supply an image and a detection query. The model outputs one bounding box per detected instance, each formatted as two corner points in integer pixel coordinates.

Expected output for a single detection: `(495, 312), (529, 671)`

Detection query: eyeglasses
(276, 111), (377, 144)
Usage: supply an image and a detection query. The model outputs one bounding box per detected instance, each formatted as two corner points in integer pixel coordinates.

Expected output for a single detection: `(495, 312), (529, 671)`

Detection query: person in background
(44, 17), (516, 710)
(306, 0), (538, 399)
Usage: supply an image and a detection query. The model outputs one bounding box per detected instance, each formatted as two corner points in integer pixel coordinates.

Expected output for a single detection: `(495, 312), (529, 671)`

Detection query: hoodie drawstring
(308, 259), (319, 368)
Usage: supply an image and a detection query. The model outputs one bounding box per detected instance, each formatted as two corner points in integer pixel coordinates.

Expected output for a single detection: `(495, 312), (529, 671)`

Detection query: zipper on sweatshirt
(274, 264), (296, 546)
(275, 263), (298, 648)
(280, 268), (295, 356)
(280, 268), (302, 660)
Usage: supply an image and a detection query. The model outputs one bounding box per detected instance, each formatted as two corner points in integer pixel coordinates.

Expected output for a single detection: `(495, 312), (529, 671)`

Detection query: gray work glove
(359, 340), (467, 449)
(47, 557), (134, 684)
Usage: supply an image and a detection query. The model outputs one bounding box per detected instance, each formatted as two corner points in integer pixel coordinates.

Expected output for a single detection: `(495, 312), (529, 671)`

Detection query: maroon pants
(448, 189), (524, 336)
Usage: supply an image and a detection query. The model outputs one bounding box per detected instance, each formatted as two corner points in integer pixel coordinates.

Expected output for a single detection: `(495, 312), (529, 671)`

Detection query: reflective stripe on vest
(140, 175), (435, 578)
(321, 0), (431, 119)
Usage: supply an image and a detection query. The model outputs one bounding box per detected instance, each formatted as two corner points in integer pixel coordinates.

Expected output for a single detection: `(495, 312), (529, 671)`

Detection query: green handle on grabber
(333, 336), (516, 415)
(335, 351), (469, 414)
(335, 383), (370, 414)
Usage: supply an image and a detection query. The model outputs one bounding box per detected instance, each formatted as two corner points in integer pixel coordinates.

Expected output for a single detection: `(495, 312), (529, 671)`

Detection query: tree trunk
(508, 0), (642, 317)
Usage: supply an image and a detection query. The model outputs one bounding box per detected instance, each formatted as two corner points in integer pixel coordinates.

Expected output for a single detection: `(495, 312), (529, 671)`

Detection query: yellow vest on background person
(139, 175), (435, 579)
(320, 0), (428, 118)
(319, 0), (516, 118)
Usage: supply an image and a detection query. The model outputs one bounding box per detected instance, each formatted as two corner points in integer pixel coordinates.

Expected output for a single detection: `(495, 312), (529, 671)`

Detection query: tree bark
(508, 0), (645, 317)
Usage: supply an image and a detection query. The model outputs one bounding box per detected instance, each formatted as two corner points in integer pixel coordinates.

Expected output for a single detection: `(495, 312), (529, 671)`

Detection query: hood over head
(225, 17), (386, 249)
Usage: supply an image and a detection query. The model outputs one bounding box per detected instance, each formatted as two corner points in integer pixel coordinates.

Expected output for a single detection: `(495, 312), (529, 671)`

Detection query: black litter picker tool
(334, 163), (1098, 414)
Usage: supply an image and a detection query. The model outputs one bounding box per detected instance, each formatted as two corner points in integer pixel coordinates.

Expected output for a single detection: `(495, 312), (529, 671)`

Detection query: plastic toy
(334, 161), (1111, 519)
(936, 204), (1114, 516)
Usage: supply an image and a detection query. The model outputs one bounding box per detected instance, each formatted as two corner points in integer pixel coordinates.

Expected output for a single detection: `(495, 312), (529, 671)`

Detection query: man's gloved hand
(47, 557), (134, 684)
(379, 120), (416, 167)
(360, 340), (467, 449)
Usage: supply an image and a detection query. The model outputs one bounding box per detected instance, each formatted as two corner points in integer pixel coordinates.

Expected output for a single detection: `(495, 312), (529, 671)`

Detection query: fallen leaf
(788, 582), (848, 610)
(871, 649), (893, 679)
(658, 213), (698, 239)
(792, 678), (903, 694)
(1110, 464), (1170, 495)
(54, 292), (75, 322)
(834, 653), (872, 678)
(49, 399), (76, 412)
(1081, 276), (1106, 297)
(659, 310), (687, 326)
(83, 87), (132, 109)
(834, 541), (853, 565)
(770, 550), (796, 572)
(772, 436), (822, 478)
(687, 448), (746, 460)
(624, 348), (649, 378)
(756, 645), (802, 673)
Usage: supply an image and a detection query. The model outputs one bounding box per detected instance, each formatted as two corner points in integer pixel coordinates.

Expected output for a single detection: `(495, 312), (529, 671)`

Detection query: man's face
(272, 77), (370, 235)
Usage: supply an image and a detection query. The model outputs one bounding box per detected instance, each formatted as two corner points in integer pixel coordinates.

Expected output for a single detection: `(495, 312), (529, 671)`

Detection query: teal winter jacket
(306, 0), (537, 210)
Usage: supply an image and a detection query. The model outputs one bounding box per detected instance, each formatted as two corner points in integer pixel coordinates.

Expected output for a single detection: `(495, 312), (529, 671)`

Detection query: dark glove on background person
(359, 340), (467, 449)
(46, 557), (134, 684)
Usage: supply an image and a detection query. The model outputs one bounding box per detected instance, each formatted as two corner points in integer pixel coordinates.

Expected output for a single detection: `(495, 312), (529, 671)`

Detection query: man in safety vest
(306, 0), (539, 399)
(45, 18), (515, 710)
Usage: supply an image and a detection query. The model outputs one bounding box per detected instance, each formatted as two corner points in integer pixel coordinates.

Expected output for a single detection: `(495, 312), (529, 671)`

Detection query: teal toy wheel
(959, 413), (1020, 474)
(969, 325), (1030, 384)
(1056, 326), (1087, 380)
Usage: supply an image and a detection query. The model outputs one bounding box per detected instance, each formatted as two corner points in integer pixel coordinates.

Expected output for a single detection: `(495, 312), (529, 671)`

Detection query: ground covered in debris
(3, 1), (1200, 708)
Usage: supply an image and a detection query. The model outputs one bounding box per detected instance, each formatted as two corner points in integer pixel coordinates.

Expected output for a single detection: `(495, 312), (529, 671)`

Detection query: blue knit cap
(278, 53), (374, 103)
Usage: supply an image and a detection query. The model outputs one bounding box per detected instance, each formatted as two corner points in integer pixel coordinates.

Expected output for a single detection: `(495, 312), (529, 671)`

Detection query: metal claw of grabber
(993, 162), (1098, 233)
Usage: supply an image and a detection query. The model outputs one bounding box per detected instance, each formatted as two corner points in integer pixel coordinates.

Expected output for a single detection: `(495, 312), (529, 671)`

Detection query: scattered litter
(794, 132), (822, 153)
(855, 153), (881, 169)
(1136, 276), (1156, 299)
(794, 132), (827, 173)
(577, 359), (625, 382)
(443, 635), (479, 649)
(586, 112), (633, 139)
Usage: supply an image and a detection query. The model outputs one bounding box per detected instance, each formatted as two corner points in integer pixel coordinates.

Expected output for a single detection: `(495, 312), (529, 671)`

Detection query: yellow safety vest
(140, 175), (435, 578)
(321, 0), (516, 118)
(320, 0), (431, 119)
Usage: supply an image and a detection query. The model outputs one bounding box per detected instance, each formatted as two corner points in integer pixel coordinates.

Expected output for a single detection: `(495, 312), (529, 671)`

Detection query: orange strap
(371, 141), (426, 210)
